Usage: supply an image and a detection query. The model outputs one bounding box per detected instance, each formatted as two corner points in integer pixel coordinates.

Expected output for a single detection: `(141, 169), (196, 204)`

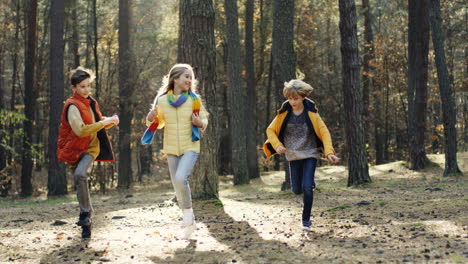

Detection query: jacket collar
(278, 98), (318, 114)
(72, 92), (95, 107)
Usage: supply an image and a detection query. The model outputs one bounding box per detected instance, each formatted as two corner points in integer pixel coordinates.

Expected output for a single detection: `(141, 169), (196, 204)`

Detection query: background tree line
(0, 0), (465, 198)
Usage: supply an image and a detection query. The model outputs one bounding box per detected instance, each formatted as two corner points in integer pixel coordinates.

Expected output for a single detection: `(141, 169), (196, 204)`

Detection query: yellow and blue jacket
(147, 93), (208, 156)
(263, 98), (335, 158)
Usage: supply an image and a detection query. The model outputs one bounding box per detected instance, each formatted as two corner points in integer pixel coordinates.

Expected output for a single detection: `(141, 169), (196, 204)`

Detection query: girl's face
(173, 69), (192, 92)
(72, 78), (91, 98)
(287, 94), (305, 111)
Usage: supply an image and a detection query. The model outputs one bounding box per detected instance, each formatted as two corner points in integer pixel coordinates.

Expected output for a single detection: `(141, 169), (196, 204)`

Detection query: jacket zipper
(176, 106), (180, 155)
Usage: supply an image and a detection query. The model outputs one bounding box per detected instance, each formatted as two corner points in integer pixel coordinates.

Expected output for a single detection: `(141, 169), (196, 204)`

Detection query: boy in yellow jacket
(264, 79), (339, 231)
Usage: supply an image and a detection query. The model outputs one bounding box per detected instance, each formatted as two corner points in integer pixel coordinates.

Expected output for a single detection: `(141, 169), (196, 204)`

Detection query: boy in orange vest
(57, 67), (119, 238)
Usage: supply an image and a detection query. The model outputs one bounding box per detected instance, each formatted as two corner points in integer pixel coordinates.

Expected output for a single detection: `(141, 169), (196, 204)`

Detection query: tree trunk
(71, 0), (80, 68)
(245, 0), (259, 179)
(272, 0), (296, 190)
(178, 0), (219, 199)
(338, 0), (371, 186)
(362, 0), (384, 164)
(117, 0), (134, 189)
(408, 0), (430, 170)
(48, 0), (67, 196)
(92, 0), (100, 99)
(0, 46), (5, 171)
(224, 0), (249, 185)
(21, 0), (38, 196)
(429, 0), (462, 177)
(8, 0), (20, 165)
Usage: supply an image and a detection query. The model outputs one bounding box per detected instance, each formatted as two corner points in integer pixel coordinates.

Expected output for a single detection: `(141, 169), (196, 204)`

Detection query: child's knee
(74, 171), (88, 182)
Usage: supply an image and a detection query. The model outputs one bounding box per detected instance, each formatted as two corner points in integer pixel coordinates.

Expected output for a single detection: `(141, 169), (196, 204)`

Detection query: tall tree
(48, 0), (67, 196)
(429, 0), (462, 177)
(339, 0), (371, 186)
(408, 0), (430, 170)
(272, 0), (296, 190)
(21, 0), (38, 196)
(70, 0), (80, 68)
(178, 0), (219, 199)
(224, 0), (249, 185)
(92, 0), (100, 98)
(117, 0), (134, 189)
(244, 0), (259, 179)
(0, 28), (5, 171)
(362, 0), (384, 164)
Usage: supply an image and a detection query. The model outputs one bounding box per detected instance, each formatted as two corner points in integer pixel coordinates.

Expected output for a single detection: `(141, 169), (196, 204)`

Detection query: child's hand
(192, 113), (203, 127)
(276, 145), (287, 154)
(147, 108), (158, 122)
(327, 154), (340, 164)
(111, 115), (119, 125)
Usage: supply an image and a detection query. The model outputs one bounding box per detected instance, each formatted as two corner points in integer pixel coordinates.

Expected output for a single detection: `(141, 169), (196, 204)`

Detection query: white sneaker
(181, 220), (196, 239)
(302, 225), (311, 232)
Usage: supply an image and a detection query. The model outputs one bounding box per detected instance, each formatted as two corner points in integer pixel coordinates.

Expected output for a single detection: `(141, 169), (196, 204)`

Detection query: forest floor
(0, 153), (467, 264)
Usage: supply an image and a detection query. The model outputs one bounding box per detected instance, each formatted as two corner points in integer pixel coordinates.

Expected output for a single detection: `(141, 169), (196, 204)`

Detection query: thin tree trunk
(272, 0), (296, 190)
(117, 0), (134, 189)
(408, 0), (430, 170)
(338, 0), (371, 186)
(71, 0), (80, 67)
(92, 0), (100, 99)
(178, 0), (219, 199)
(8, 0), (20, 165)
(21, 0), (38, 196)
(429, 0), (462, 176)
(224, 0), (249, 185)
(0, 46), (5, 170)
(48, 0), (67, 196)
(245, 0), (259, 179)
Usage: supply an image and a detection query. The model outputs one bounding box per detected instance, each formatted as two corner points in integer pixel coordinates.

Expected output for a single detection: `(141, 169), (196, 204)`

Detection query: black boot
(81, 224), (92, 238)
(76, 212), (91, 226)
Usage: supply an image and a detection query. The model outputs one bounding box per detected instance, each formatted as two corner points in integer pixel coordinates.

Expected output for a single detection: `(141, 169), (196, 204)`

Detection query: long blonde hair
(152, 64), (199, 108)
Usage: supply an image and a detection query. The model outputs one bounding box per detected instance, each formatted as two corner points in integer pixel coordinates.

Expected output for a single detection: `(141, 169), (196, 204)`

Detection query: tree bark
(224, 0), (249, 185)
(92, 0), (100, 99)
(245, 0), (259, 179)
(178, 0), (219, 199)
(21, 0), (38, 196)
(48, 0), (67, 196)
(338, 0), (371, 186)
(117, 0), (134, 189)
(272, 0), (296, 190)
(362, 0), (384, 164)
(0, 46), (5, 171)
(429, 0), (462, 176)
(408, 0), (430, 170)
(71, 0), (80, 68)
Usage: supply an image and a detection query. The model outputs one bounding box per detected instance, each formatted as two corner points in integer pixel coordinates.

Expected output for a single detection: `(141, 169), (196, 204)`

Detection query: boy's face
(287, 94), (305, 110)
(71, 78), (91, 98)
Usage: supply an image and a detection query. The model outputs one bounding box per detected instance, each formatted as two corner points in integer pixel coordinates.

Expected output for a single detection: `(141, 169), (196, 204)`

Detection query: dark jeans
(289, 158), (317, 225)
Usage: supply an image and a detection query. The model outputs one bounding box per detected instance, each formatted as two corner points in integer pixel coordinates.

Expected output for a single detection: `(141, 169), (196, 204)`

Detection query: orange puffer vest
(57, 93), (114, 164)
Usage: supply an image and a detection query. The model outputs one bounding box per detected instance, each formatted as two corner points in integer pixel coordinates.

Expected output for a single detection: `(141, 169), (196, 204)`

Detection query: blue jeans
(289, 158), (317, 226)
(167, 151), (199, 208)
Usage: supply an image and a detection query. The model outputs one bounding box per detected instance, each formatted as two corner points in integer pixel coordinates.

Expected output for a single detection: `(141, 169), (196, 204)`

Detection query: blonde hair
(152, 64), (200, 108)
(283, 79), (313, 98)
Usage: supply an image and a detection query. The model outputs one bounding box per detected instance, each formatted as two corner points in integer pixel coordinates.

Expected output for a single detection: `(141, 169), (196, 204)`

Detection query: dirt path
(0, 153), (467, 264)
